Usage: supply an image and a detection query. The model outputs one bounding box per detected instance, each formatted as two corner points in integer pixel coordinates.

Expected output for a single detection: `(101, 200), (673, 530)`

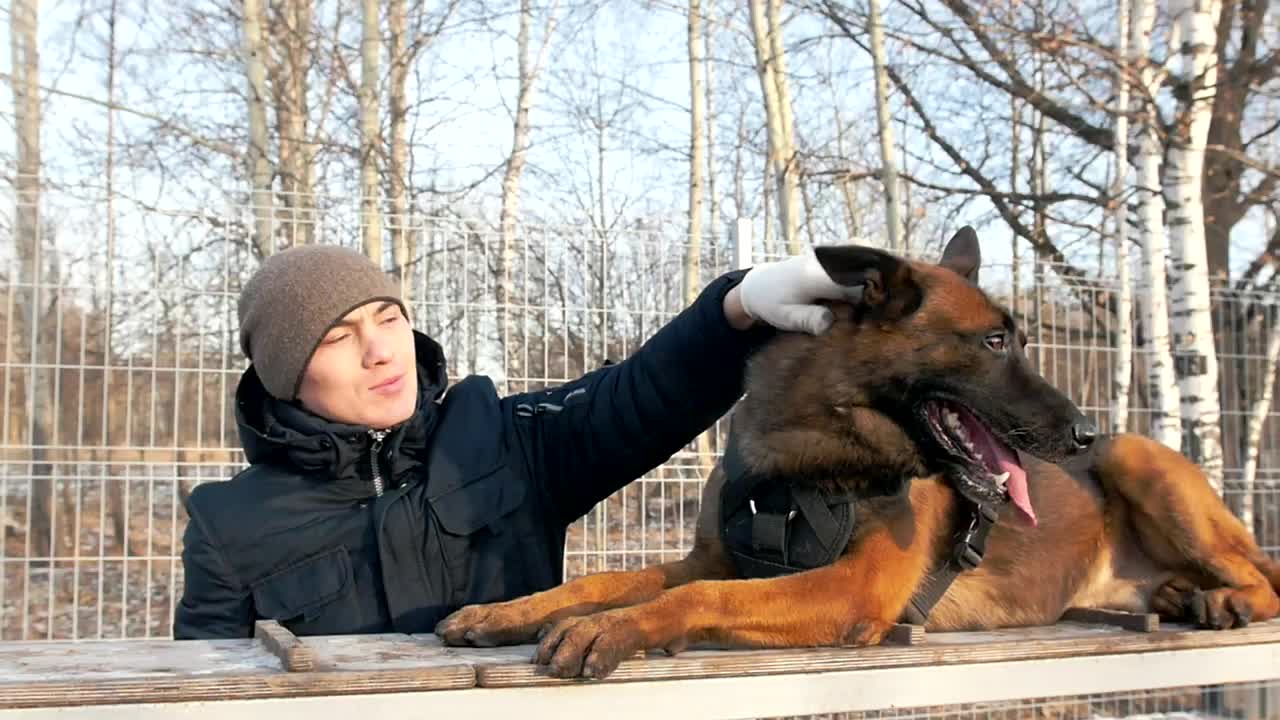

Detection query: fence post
(732, 217), (754, 270)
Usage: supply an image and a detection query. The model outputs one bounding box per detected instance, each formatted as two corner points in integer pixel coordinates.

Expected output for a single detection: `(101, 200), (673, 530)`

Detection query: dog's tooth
(993, 471), (1010, 489)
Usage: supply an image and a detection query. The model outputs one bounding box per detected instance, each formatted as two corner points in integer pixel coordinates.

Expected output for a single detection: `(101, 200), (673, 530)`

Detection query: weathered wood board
(468, 620), (1280, 687)
(0, 627), (474, 709)
(1, 619), (1277, 709)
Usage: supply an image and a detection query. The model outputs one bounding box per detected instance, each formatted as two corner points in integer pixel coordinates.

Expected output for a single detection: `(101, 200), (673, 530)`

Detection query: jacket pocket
(428, 465), (529, 605)
(250, 546), (357, 633)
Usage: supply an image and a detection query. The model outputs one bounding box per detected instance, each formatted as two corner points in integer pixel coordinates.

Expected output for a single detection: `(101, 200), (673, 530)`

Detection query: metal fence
(1, 186), (1278, 642)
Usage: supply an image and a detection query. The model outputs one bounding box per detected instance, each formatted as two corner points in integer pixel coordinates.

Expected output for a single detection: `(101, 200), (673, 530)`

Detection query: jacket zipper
(368, 429), (388, 497)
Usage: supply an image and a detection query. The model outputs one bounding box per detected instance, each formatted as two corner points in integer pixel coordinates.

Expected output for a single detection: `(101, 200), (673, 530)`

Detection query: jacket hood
(234, 330), (450, 491)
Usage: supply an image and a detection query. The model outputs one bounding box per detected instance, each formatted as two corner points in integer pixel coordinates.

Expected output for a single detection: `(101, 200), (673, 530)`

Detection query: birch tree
(388, 0), (411, 294)
(866, 0), (901, 252)
(1165, 0), (1224, 490)
(242, 0), (274, 256)
(1110, 0), (1133, 434)
(499, 0), (558, 383)
(267, 0), (316, 246)
(749, 0), (799, 254)
(1132, 0), (1183, 449)
(360, 0), (383, 263)
(687, 0), (706, 304)
(9, 0), (62, 560)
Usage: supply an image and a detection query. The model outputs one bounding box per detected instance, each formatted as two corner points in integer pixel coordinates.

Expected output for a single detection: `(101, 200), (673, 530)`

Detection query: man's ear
(939, 226), (981, 284)
(812, 245), (922, 320)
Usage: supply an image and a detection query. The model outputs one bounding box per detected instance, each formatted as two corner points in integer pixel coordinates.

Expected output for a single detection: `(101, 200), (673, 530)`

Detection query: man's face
(296, 300), (419, 429)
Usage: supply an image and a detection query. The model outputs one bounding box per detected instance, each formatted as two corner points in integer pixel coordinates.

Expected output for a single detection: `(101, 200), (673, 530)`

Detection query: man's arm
(172, 507), (253, 640)
(508, 269), (775, 526)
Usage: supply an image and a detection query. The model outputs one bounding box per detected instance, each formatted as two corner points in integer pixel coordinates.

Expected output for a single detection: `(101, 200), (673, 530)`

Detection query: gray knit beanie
(238, 244), (408, 400)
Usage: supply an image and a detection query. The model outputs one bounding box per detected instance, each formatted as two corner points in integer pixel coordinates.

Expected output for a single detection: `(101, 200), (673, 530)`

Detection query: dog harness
(718, 431), (999, 625)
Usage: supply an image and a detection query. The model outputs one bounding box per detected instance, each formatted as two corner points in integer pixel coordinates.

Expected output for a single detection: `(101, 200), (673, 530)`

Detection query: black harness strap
(719, 429), (1000, 625)
(900, 500), (999, 625)
(720, 435), (856, 579)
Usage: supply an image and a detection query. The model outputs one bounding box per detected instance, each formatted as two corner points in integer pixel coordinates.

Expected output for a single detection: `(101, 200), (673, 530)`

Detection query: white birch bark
(688, 0), (713, 466)
(1132, 0), (1183, 449)
(360, 0), (383, 264)
(499, 0), (558, 383)
(1111, 0), (1134, 434)
(867, 0), (901, 253)
(748, 0), (789, 255)
(1164, 0), (1224, 491)
(687, 0), (706, 305)
(242, 0), (274, 256)
(703, 12), (720, 246)
(388, 0), (413, 301)
(1239, 300), (1279, 538)
(765, 0), (800, 254)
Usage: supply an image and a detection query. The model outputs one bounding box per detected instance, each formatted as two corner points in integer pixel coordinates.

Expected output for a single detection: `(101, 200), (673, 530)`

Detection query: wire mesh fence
(1, 183), (1278, 646)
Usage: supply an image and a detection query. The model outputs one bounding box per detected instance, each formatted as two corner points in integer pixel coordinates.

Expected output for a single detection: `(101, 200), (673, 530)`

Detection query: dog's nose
(1071, 420), (1098, 449)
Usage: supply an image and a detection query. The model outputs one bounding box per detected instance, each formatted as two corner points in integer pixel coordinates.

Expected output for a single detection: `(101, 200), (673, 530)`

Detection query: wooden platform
(1, 619), (1278, 715)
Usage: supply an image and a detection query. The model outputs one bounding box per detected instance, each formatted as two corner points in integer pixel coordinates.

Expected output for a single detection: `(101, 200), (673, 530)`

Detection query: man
(173, 243), (852, 639)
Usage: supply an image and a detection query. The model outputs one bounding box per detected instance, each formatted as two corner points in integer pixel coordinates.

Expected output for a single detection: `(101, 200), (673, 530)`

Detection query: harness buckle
(953, 542), (983, 570)
(748, 498), (798, 522)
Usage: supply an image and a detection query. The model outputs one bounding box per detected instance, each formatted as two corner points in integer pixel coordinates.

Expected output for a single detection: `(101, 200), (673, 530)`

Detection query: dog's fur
(436, 229), (1280, 680)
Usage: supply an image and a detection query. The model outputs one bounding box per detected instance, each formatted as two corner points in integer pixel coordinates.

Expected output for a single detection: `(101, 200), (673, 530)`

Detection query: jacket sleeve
(172, 500), (254, 640)
(508, 269), (774, 526)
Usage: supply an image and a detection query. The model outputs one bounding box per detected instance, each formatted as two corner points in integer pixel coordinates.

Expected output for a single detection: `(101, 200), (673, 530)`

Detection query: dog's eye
(984, 332), (1007, 353)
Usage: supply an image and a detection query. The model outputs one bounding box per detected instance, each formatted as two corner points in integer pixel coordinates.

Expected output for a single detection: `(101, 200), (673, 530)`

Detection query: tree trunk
(765, 0), (799, 254)
(1010, 95), (1022, 312)
(242, 0), (274, 257)
(1133, 0), (1183, 449)
(103, 0), (123, 552)
(499, 0), (557, 388)
(703, 11), (719, 244)
(1111, 0), (1133, 434)
(1239, 304), (1278, 539)
(748, 0), (790, 254)
(388, 0), (413, 301)
(867, 0), (901, 252)
(10, 0), (60, 563)
(278, 0), (314, 247)
(1164, 0), (1224, 492)
(359, 0), (382, 264)
(686, 0), (705, 304)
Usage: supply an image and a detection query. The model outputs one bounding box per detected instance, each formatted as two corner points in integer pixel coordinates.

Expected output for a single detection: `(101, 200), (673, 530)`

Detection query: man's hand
(726, 248), (856, 335)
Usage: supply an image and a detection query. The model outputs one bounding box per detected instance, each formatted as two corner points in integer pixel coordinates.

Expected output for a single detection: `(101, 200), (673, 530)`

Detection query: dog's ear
(940, 226), (981, 283)
(813, 245), (922, 320)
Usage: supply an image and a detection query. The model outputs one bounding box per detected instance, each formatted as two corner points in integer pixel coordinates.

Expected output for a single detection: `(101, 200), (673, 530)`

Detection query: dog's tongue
(958, 411), (1036, 526)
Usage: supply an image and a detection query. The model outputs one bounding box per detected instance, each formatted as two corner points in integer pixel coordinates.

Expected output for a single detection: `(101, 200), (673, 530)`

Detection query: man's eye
(984, 332), (1007, 352)
(381, 314), (401, 325)
(323, 332), (350, 344)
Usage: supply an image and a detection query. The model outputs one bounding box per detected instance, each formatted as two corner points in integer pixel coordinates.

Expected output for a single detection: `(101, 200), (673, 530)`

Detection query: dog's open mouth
(923, 399), (1036, 526)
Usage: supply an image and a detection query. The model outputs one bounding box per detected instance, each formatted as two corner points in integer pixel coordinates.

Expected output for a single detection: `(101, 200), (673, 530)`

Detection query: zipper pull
(368, 429), (388, 497)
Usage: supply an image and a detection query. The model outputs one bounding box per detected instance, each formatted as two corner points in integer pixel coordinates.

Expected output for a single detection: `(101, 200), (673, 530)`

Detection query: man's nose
(364, 333), (395, 366)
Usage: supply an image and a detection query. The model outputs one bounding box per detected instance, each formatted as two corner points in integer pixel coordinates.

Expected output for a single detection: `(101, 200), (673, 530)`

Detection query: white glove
(737, 248), (856, 335)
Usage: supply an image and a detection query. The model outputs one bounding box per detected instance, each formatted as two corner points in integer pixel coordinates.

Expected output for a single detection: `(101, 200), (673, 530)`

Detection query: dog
(435, 227), (1280, 680)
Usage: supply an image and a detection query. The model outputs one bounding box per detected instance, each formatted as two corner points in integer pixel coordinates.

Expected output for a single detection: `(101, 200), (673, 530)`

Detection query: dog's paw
(841, 619), (895, 647)
(1191, 588), (1258, 630)
(434, 601), (543, 647)
(533, 611), (661, 680)
(1152, 576), (1199, 619)
(1152, 578), (1260, 630)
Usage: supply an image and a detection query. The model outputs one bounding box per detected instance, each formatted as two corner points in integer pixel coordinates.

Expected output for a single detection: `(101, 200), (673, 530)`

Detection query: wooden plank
(883, 623), (926, 645)
(472, 619), (1280, 687)
(0, 638), (276, 683)
(0, 634), (476, 709)
(1060, 607), (1160, 632)
(254, 620), (314, 672)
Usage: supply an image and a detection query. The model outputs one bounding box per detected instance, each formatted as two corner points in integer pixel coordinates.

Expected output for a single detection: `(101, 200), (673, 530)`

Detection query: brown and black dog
(436, 228), (1280, 680)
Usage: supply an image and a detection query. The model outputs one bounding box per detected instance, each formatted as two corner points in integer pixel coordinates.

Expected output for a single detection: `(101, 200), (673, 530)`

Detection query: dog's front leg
(534, 516), (938, 680)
